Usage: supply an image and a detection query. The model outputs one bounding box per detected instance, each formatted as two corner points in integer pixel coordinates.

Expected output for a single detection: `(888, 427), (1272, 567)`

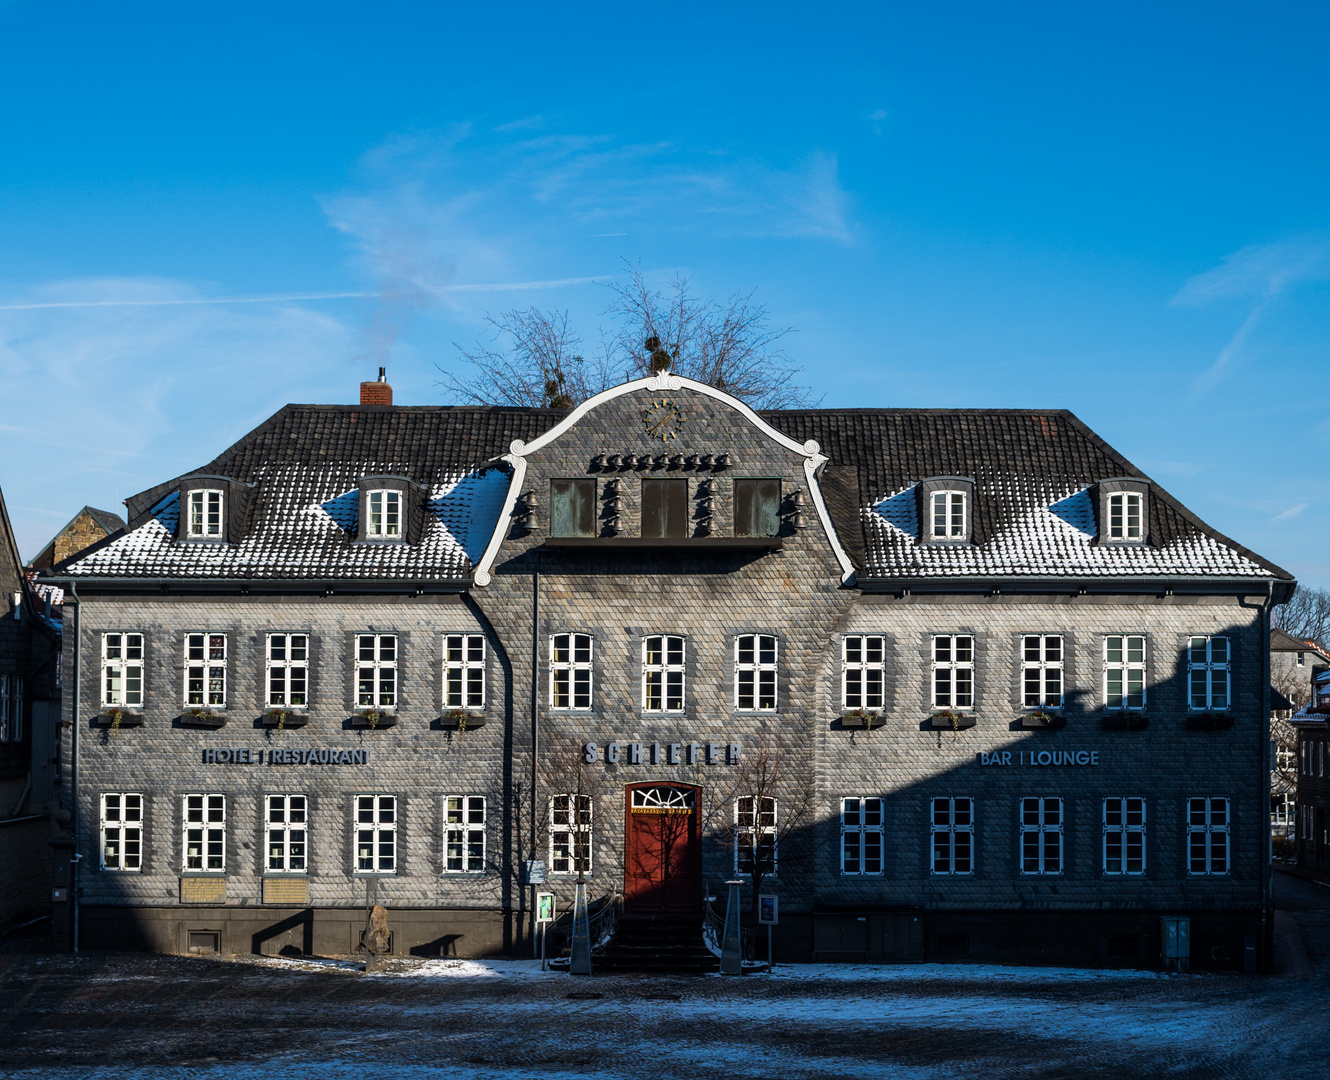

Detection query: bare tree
(438, 265), (817, 410)
(1274, 585), (1330, 650)
(532, 735), (607, 884)
(440, 308), (619, 409)
(706, 735), (815, 955)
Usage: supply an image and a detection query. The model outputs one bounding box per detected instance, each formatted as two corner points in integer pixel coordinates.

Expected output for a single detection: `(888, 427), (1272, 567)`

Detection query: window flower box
(1186, 712), (1233, 731)
(437, 709), (486, 731)
(837, 709), (885, 730)
(261, 708), (309, 729)
(928, 711), (976, 730)
(1019, 711), (1065, 730)
(94, 707), (144, 733)
(1101, 712), (1149, 731)
(351, 709), (398, 729)
(179, 707), (227, 728)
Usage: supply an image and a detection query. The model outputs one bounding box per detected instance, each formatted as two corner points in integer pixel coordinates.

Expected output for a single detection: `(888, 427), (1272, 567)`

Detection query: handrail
(703, 897), (753, 959)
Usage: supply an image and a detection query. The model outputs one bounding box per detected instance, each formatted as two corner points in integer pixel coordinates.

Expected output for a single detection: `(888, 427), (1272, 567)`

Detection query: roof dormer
(356, 475), (426, 545)
(177, 475), (252, 544)
(1095, 478), (1150, 546)
(917, 477), (974, 544)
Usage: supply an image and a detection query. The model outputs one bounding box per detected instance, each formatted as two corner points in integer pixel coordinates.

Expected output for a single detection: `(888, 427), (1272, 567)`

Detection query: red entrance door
(623, 784), (703, 916)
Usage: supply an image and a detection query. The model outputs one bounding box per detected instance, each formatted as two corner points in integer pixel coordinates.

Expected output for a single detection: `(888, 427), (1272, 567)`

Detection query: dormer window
(1096, 479), (1149, 546)
(917, 477), (974, 544)
(367, 490), (401, 538)
(186, 489), (224, 538)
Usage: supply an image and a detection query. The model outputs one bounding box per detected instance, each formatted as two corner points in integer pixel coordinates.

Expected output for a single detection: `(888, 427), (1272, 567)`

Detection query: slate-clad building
(47, 370), (1293, 969)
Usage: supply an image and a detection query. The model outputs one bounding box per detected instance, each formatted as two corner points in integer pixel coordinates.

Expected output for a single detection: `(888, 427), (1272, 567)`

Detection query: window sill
(436, 712), (486, 730)
(1102, 712), (1150, 731)
(350, 711), (399, 729)
(261, 710), (310, 728)
(180, 709), (228, 728)
(1186, 713), (1234, 730)
(927, 712), (976, 729)
(1019, 712), (1066, 730)
(836, 712), (886, 730)
(544, 536), (782, 550)
(93, 709), (144, 728)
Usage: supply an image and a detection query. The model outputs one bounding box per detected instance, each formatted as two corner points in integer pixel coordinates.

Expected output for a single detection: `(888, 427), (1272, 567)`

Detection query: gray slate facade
(47, 372), (1294, 969)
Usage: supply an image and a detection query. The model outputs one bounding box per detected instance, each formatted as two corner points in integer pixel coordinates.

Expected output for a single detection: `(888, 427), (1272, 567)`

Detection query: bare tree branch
(1273, 585), (1330, 650)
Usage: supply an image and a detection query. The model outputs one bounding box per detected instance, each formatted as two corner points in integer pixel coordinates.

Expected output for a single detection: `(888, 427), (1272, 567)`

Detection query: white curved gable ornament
(471, 373), (855, 587)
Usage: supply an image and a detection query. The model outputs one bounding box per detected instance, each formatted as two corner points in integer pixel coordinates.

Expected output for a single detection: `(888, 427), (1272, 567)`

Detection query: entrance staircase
(594, 914), (719, 974)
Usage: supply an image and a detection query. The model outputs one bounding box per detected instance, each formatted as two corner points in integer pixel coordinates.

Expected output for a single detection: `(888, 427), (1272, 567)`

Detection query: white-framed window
(735, 634), (778, 711)
(183, 793), (226, 872)
(444, 634), (485, 709)
(735, 796), (777, 876)
(550, 794), (592, 874)
(186, 489), (223, 538)
(1104, 636), (1146, 709)
(266, 634), (308, 708)
(445, 796), (486, 873)
(549, 634), (592, 710)
(1297, 651), (1306, 667)
(1103, 797), (1145, 875)
(101, 633), (144, 707)
(100, 793), (143, 872)
(355, 794), (397, 873)
(266, 794), (308, 873)
(1020, 796), (1062, 875)
(932, 635), (974, 710)
(0, 674), (23, 742)
(1188, 637), (1230, 710)
(642, 635), (685, 712)
(931, 796), (974, 875)
(366, 489), (401, 538)
(931, 490), (966, 539)
(840, 797), (883, 875)
(185, 633), (227, 707)
(357, 634), (397, 709)
(1187, 797), (1229, 875)
(842, 636), (886, 711)
(1022, 635), (1063, 709)
(1108, 492), (1143, 541)
(1271, 792), (1294, 828)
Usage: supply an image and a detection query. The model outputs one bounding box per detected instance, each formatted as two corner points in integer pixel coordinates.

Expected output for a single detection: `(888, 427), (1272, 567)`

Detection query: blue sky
(1, 2), (1327, 584)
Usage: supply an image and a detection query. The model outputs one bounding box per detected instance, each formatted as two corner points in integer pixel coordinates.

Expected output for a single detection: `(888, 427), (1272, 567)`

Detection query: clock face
(643, 398), (685, 441)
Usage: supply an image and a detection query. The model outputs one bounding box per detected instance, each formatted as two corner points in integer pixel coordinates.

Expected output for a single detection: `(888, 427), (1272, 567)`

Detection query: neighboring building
(1291, 679), (1330, 873)
(45, 372), (1294, 970)
(27, 507), (126, 571)
(0, 483), (61, 929)
(1269, 629), (1330, 839)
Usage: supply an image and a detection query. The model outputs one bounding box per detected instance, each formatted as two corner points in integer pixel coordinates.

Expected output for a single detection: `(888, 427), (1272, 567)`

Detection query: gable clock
(643, 398), (685, 441)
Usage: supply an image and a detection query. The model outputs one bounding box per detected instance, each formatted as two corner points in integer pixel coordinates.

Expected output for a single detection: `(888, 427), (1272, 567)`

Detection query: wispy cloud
(1172, 237), (1330, 391)
(1273, 502), (1310, 522)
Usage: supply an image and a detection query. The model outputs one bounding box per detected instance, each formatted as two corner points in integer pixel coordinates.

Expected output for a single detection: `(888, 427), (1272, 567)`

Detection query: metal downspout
(530, 549), (540, 956)
(69, 580), (80, 954)
(1261, 578), (1273, 970)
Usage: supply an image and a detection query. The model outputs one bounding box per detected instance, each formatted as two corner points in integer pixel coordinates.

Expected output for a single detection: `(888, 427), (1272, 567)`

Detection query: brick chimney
(360, 367), (393, 406)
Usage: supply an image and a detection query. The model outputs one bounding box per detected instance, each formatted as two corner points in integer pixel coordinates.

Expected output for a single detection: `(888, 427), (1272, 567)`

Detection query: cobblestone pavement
(1, 875), (1327, 1080)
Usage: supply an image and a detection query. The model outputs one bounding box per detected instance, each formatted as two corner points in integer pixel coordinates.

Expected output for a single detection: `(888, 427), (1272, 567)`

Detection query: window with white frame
(355, 794), (397, 873)
(183, 793), (226, 872)
(357, 634), (397, 709)
(930, 490), (966, 539)
(1104, 635), (1145, 710)
(444, 634), (485, 709)
(735, 796), (777, 876)
(932, 635), (974, 710)
(549, 634), (592, 710)
(842, 636), (886, 711)
(266, 794), (307, 873)
(1107, 492), (1143, 541)
(266, 634), (308, 708)
(1297, 651), (1306, 667)
(100, 793), (143, 872)
(840, 797), (883, 875)
(185, 633), (227, 707)
(101, 633), (144, 707)
(1187, 797), (1229, 874)
(1271, 792), (1294, 828)
(0, 675), (22, 742)
(186, 489), (223, 538)
(931, 796), (974, 874)
(445, 796), (486, 872)
(1103, 797), (1145, 875)
(1022, 635), (1063, 709)
(1020, 796), (1062, 875)
(366, 489), (401, 538)
(642, 635), (685, 711)
(1188, 637), (1230, 710)
(550, 794), (592, 874)
(735, 635), (778, 711)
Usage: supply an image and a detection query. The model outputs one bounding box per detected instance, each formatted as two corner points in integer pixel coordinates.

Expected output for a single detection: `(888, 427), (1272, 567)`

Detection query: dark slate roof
(85, 507), (127, 534)
(61, 401), (1290, 583)
(1271, 628), (1330, 659)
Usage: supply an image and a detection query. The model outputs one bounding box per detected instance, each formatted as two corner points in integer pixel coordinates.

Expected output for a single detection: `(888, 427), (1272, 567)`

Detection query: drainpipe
(69, 580), (81, 954)
(1261, 578), (1273, 970)
(530, 549), (540, 956)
